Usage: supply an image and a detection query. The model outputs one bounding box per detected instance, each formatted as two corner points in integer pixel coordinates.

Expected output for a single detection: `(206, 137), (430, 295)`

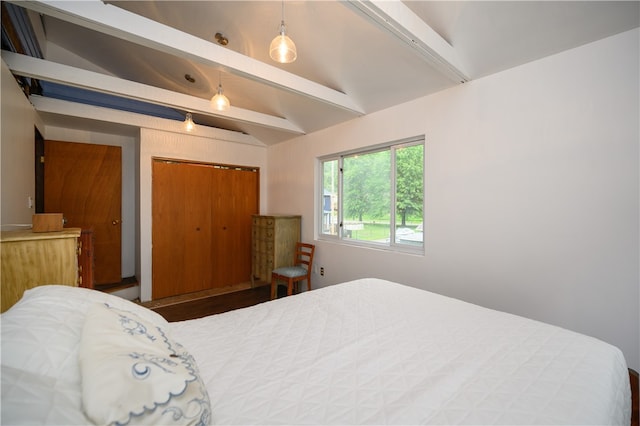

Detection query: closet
(152, 159), (259, 300)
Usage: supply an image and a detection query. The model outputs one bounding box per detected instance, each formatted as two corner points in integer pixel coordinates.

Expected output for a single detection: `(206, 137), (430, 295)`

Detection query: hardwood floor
(149, 285), (271, 322)
(94, 276), (138, 293)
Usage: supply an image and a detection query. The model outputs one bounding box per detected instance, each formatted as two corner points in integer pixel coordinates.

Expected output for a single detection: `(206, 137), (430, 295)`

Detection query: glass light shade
(184, 112), (195, 132)
(270, 22), (296, 63)
(210, 84), (230, 111)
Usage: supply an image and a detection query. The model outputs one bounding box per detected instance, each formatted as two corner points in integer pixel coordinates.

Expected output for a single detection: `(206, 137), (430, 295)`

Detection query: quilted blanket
(171, 278), (631, 425)
(1, 278), (631, 425)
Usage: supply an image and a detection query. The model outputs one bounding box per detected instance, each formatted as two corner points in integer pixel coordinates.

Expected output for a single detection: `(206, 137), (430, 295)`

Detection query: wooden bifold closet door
(152, 159), (258, 300)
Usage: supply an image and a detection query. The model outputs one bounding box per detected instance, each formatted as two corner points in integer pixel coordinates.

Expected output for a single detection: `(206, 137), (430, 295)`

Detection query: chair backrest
(294, 242), (315, 271)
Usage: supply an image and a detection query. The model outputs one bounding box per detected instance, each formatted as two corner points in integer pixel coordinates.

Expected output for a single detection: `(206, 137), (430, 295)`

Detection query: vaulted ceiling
(2, 1), (638, 145)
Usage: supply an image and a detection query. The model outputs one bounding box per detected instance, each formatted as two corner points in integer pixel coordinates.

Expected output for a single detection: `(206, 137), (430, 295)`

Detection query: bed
(1, 278), (631, 425)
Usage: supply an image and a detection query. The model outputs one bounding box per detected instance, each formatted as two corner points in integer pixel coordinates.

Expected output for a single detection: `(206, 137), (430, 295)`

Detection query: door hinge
(40, 155), (45, 163)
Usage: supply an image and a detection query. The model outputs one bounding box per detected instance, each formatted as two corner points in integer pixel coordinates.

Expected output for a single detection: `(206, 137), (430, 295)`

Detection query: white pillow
(1, 285), (169, 383)
(79, 303), (211, 425)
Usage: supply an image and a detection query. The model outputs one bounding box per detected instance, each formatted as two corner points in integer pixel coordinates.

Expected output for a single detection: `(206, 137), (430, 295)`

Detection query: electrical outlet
(320, 267), (324, 276)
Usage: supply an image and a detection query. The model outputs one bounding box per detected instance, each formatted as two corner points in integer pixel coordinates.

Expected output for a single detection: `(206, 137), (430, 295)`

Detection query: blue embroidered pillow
(79, 303), (211, 425)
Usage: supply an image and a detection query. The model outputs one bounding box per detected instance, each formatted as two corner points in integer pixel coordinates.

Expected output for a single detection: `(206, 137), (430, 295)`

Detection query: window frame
(317, 136), (425, 255)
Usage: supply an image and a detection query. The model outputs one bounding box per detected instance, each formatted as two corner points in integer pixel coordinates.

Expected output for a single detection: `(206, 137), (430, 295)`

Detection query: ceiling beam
(9, 0), (365, 115)
(2, 51), (304, 134)
(346, 0), (469, 83)
(31, 95), (263, 145)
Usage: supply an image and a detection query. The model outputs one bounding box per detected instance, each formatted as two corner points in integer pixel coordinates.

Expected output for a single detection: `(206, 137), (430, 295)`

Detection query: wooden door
(211, 166), (259, 287)
(152, 160), (213, 299)
(44, 141), (122, 285)
(152, 159), (259, 300)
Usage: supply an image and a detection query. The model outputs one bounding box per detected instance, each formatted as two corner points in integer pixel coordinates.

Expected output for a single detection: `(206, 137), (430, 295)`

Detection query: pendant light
(269, 1), (297, 63)
(210, 72), (230, 111)
(183, 112), (195, 132)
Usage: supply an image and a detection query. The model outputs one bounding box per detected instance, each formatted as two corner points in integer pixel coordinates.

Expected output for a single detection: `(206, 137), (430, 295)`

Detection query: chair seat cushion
(272, 266), (307, 278)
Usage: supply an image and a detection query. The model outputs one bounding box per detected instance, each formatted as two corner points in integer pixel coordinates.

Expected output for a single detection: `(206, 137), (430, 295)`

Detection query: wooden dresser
(1, 228), (81, 312)
(251, 215), (301, 284)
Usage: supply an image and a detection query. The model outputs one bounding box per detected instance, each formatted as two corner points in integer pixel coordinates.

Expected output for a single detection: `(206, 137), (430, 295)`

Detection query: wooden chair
(271, 242), (315, 300)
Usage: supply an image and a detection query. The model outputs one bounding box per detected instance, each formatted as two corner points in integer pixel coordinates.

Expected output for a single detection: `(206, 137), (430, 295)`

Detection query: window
(319, 137), (424, 252)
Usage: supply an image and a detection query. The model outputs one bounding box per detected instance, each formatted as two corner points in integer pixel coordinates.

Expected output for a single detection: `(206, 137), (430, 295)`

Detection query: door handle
(112, 219), (120, 226)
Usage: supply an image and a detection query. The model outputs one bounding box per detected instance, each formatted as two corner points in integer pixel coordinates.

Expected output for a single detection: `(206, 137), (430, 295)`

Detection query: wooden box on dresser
(252, 215), (301, 284)
(0, 228), (81, 312)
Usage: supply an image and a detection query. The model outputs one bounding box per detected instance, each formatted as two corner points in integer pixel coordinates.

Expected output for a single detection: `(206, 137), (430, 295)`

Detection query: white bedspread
(1, 279), (631, 425)
(170, 278), (631, 425)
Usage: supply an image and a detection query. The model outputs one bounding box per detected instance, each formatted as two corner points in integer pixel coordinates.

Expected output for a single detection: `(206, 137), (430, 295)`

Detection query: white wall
(0, 60), (43, 227)
(138, 127), (268, 302)
(267, 29), (640, 371)
(44, 127), (138, 280)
